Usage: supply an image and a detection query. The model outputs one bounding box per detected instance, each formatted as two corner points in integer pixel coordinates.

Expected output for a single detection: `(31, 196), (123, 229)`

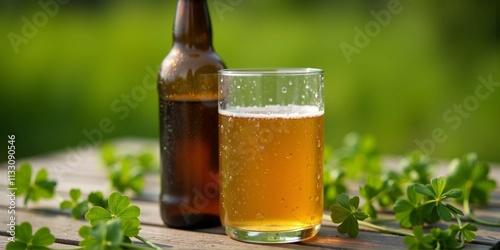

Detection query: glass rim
(219, 68), (323, 76)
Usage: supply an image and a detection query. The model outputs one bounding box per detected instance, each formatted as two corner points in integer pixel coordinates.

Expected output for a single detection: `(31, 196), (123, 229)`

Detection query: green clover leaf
(79, 219), (124, 250)
(403, 226), (434, 250)
(359, 175), (386, 219)
(330, 133), (381, 179)
(101, 143), (118, 167)
(137, 151), (156, 171)
(400, 151), (433, 185)
(330, 193), (368, 237)
(430, 227), (459, 249)
(6, 222), (55, 250)
(60, 188), (89, 219)
(394, 184), (423, 228)
(376, 171), (405, 209)
(323, 166), (347, 210)
(101, 144), (157, 194)
(449, 222), (478, 242)
(85, 192), (141, 237)
(15, 163), (57, 206)
(414, 177), (463, 222)
(447, 153), (496, 205)
(16, 163), (32, 196)
(109, 157), (144, 194)
(88, 191), (108, 209)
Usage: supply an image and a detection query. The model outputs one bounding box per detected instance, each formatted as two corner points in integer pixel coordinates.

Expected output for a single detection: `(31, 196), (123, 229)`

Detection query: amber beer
(220, 106), (324, 231)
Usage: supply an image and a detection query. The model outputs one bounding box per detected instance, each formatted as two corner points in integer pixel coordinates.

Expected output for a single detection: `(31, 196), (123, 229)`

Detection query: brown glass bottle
(158, 0), (225, 229)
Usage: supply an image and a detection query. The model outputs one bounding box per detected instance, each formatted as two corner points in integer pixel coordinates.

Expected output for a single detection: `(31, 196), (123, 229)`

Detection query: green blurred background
(1, 0), (499, 161)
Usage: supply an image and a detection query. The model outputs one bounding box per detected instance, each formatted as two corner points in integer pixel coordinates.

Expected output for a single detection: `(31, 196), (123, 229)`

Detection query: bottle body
(158, 0), (225, 229)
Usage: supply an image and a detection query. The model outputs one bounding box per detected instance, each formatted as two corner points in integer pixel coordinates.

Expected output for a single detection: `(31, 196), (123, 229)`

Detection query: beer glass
(218, 68), (324, 243)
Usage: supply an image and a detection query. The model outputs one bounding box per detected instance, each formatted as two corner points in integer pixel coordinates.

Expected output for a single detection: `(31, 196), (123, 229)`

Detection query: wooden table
(1, 138), (499, 249)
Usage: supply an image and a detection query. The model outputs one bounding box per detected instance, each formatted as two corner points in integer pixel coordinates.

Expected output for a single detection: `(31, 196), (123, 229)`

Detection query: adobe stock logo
(340, 0), (408, 64)
(414, 74), (499, 156)
(209, 0), (243, 21)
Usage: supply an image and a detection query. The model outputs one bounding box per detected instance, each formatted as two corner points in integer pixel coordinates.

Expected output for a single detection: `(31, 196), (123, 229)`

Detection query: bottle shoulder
(159, 46), (225, 79)
(158, 46), (225, 100)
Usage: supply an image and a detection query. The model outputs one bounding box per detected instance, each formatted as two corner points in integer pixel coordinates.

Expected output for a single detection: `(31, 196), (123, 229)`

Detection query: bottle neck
(173, 0), (213, 50)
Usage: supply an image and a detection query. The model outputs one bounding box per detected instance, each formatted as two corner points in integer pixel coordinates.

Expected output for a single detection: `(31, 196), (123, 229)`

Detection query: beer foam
(219, 105), (324, 118)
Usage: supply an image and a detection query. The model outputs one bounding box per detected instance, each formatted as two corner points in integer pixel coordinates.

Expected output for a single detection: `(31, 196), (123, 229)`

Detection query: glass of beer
(218, 68), (324, 243)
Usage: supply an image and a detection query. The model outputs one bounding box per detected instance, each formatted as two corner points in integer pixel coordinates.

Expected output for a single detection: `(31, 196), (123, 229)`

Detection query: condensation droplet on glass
(288, 81), (293, 86)
(309, 195), (313, 200)
(301, 95), (305, 99)
(306, 85), (309, 89)
(237, 85), (241, 89)
(315, 93), (319, 98)
(281, 87), (287, 93)
(286, 153), (292, 159)
(280, 198), (285, 203)
(315, 195), (319, 202)
(317, 172), (320, 180)
(162, 147), (167, 151)
(268, 97), (273, 102)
